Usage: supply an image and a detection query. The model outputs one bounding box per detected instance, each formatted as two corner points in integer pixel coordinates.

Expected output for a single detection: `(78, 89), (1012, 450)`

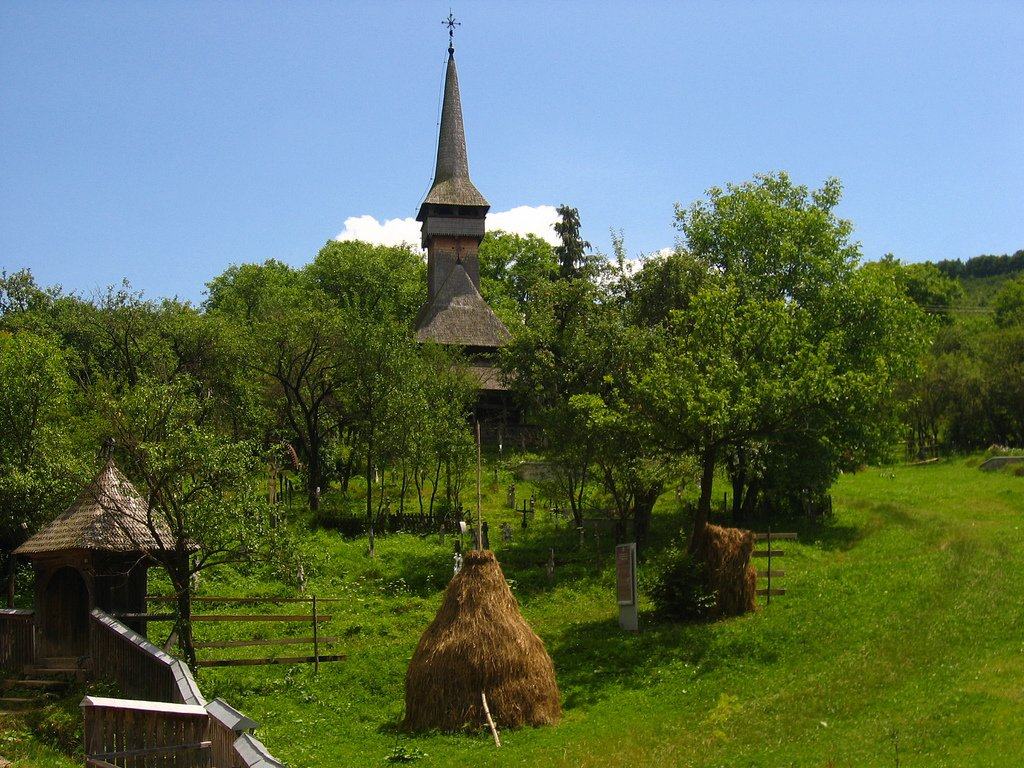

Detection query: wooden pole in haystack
(476, 421), (482, 551)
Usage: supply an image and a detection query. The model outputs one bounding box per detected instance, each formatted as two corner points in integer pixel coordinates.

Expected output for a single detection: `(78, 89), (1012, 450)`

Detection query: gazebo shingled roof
(414, 262), (511, 349)
(15, 458), (171, 556)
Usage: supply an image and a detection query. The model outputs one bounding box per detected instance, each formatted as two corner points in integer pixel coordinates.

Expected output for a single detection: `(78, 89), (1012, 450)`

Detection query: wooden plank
(753, 532), (798, 541)
(146, 596), (347, 604)
(195, 654), (346, 668)
(752, 550), (784, 558)
(92, 741), (212, 759)
(756, 588), (786, 596)
(195, 636), (340, 649)
(112, 613), (332, 622)
(756, 570), (785, 578)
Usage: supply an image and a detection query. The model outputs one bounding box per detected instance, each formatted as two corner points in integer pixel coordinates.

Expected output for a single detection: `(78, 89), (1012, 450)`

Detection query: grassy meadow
(3, 457), (1023, 767)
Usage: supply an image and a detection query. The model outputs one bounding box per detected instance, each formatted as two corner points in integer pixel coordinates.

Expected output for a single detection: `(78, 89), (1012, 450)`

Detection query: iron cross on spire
(443, 11), (460, 54)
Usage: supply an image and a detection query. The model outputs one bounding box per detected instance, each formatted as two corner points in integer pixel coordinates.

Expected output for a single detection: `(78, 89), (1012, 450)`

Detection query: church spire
(418, 17), (488, 219)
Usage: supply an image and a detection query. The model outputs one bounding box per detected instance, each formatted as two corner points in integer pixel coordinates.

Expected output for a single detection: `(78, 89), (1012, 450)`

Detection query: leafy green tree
(0, 331), (92, 600)
(305, 240), (424, 325)
(637, 173), (924, 552)
(478, 231), (558, 324)
(871, 256), (964, 322)
(336, 314), (418, 555)
(207, 263), (342, 511)
(993, 274), (1024, 328)
(503, 276), (617, 527)
(554, 205), (592, 280)
(99, 375), (277, 671)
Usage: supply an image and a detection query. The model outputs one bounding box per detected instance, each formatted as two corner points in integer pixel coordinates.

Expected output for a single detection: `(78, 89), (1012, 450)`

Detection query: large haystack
(403, 549), (561, 732)
(693, 524), (757, 617)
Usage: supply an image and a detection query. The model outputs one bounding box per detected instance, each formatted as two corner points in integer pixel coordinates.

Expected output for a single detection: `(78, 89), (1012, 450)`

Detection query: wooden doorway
(41, 566), (90, 657)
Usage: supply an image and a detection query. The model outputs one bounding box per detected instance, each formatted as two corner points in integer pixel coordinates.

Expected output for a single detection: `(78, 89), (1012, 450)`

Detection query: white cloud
(333, 204), (560, 248)
(333, 214), (421, 248)
(486, 205), (560, 245)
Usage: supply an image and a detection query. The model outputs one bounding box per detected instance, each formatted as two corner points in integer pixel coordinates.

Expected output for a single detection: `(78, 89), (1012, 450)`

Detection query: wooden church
(412, 34), (517, 438)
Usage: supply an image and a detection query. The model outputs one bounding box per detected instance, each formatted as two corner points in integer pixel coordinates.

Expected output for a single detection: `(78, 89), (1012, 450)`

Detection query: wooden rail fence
(753, 532), (797, 604)
(0, 608), (35, 674)
(135, 595), (347, 670)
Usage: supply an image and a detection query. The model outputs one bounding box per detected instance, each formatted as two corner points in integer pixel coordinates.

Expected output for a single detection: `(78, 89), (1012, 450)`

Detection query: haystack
(403, 549), (561, 732)
(693, 524), (757, 617)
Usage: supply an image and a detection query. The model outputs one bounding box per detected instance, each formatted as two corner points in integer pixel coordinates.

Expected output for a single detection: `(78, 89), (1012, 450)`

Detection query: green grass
(8, 458), (1024, 766)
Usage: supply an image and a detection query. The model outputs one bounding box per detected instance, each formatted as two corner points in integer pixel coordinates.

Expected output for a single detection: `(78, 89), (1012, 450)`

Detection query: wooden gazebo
(14, 458), (169, 661)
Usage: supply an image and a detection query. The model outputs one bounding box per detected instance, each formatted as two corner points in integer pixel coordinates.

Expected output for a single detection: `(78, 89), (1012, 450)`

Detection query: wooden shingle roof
(414, 262), (510, 349)
(418, 51), (488, 217)
(15, 458), (171, 556)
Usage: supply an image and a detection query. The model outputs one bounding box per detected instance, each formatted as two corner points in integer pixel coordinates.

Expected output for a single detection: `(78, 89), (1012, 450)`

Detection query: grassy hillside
(4, 459), (1023, 767)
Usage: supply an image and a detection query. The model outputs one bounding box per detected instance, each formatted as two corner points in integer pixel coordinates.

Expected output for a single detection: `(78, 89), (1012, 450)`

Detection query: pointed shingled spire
(419, 49), (489, 217)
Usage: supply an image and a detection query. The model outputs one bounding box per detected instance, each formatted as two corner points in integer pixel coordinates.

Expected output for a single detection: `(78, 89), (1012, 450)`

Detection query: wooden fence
(82, 696), (212, 767)
(0, 608), (35, 674)
(90, 609), (203, 705)
(86, 610), (282, 766)
(139, 596), (346, 669)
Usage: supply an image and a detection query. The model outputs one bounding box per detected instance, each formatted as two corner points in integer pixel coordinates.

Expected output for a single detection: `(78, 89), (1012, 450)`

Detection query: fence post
(312, 595), (319, 674)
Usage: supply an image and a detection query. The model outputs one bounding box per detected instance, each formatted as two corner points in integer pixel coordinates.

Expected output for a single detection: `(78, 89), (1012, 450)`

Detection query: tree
(554, 205), (591, 280)
(99, 375), (277, 670)
(336, 314), (418, 555)
(503, 276), (615, 527)
(993, 274), (1024, 328)
(636, 174), (925, 553)
(305, 240), (424, 325)
(871, 256), (963, 321)
(207, 263), (342, 511)
(0, 331), (92, 601)
(478, 231), (558, 324)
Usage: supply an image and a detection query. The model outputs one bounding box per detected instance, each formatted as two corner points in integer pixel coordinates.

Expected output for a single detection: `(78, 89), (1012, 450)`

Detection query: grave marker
(616, 543), (638, 632)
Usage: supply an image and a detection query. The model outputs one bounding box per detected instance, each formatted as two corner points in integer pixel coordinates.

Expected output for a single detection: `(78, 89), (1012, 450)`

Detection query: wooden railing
(87, 609), (283, 767)
(0, 608), (34, 673)
(82, 696), (211, 767)
(90, 609), (203, 705)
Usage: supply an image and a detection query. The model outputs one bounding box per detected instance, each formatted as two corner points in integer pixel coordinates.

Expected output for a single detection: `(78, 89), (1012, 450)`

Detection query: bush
(646, 540), (717, 621)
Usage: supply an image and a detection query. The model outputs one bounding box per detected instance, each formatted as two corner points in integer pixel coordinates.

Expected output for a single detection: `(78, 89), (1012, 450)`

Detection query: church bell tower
(413, 17), (510, 356)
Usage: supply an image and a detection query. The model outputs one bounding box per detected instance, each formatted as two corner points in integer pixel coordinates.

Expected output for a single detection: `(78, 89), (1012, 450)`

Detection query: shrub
(646, 540), (717, 621)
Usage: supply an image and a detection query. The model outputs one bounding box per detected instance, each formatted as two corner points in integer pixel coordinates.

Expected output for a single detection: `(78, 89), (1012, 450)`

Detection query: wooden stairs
(0, 657), (83, 714)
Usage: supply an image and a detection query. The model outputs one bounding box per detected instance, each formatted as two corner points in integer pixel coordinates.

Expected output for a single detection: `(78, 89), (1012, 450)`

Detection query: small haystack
(693, 524), (757, 617)
(403, 550), (561, 732)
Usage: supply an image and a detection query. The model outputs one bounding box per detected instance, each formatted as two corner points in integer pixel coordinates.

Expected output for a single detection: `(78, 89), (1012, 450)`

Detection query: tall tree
(554, 205), (591, 280)
(636, 174), (925, 552)
(0, 331), (92, 600)
(207, 263), (342, 511)
(99, 375), (277, 671)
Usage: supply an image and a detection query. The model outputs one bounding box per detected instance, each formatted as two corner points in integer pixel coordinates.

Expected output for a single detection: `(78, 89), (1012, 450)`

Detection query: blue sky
(1, 1), (1022, 302)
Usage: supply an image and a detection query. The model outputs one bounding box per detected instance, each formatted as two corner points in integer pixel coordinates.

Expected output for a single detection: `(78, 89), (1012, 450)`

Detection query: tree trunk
(173, 568), (197, 673)
(429, 460), (441, 518)
(306, 436), (322, 512)
(633, 483), (662, 557)
(366, 436), (375, 558)
(399, 463), (408, 515)
(688, 445), (718, 555)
